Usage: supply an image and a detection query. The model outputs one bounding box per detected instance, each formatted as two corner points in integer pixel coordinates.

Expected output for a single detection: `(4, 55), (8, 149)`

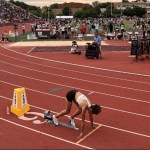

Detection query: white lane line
(1, 69), (150, 94)
(0, 117), (93, 149)
(28, 47), (35, 53)
(0, 54), (150, 87)
(30, 105), (150, 138)
(76, 125), (102, 144)
(88, 91), (94, 95)
(102, 124), (150, 138)
(18, 115), (38, 121)
(1, 77), (150, 105)
(1, 43), (150, 77)
(1, 80), (150, 118)
(2, 95), (150, 118)
(1, 95), (150, 138)
(102, 106), (150, 118)
(1, 60), (150, 92)
(1, 69), (150, 105)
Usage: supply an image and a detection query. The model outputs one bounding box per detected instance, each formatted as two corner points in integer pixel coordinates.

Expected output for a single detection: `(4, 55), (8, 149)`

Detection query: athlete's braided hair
(90, 104), (101, 115)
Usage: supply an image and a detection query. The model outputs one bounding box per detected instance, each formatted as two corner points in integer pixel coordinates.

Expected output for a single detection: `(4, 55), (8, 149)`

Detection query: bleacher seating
(0, 0), (38, 25)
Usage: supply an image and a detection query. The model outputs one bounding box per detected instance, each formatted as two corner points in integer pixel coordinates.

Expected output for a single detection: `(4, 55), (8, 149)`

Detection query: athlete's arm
(78, 106), (86, 139)
(88, 111), (95, 130)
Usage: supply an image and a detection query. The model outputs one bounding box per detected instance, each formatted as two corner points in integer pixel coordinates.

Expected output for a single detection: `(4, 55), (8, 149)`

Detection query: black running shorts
(66, 90), (78, 102)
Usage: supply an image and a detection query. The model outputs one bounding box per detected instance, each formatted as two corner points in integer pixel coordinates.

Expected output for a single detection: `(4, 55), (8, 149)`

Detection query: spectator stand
(0, 0), (38, 25)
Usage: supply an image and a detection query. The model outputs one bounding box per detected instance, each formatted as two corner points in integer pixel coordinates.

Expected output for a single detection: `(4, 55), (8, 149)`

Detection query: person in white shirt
(94, 22), (99, 33)
(69, 41), (81, 55)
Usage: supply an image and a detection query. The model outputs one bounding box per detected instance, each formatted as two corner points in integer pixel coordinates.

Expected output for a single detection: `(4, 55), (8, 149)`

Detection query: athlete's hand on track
(91, 125), (96, 130)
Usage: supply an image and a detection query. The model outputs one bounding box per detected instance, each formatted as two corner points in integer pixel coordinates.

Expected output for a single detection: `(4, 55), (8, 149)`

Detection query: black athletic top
(66, 90), (78, 102)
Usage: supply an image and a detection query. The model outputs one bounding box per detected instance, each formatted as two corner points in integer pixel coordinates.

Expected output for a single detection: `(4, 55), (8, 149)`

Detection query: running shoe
(69, 116), (76, 126)
(52, 115), (58, 125)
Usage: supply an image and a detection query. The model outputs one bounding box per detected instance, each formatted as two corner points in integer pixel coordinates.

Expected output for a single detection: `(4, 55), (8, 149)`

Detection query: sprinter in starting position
(52, 89), (101, 139)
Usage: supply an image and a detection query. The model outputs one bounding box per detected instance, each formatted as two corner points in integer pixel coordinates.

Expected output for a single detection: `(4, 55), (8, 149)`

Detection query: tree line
(9, 0), (147, 18)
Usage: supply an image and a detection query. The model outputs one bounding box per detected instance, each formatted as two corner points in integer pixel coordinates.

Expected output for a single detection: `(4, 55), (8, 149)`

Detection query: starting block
(44, 110), (79, 130)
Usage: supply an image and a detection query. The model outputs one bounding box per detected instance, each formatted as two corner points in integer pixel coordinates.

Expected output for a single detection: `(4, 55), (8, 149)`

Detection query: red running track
(0, 42), (150, 149)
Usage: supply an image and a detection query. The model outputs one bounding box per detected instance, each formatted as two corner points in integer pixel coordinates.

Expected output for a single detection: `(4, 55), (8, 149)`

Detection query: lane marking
(88, 91), (94, 95)
(0, 117), (93, 149)
(26, 111), (44, 117)
(0, 44), (149, 140)
(1, 83), (150, 119)
(76, 125), (102, 144)
(1, 69), (150, 94)
(19, 112), (47, 124)
(18, 112), (45, 121)
(102, 106), (150, 118)
(1, 96), (150, 138)
(1, 55), (150, 87)
(18, 115), (37, 121)
(27, 47), (35, 53)
(1, 71), (150, 105)
(1, 43), (150, 77)
(25, 105), (150, 138)
(1, 61), (150, 94)
(33, 120), (46, 124)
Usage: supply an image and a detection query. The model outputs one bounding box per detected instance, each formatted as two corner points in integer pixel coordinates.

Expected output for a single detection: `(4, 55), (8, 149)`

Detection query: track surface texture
(0, 39), (150, 149)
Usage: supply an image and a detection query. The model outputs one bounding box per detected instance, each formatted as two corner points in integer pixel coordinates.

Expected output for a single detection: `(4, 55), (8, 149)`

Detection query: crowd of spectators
(0, 0), (150, 42)
(33, 18), (103, 39)
(33, 16), (150, 40)
(100, 16), (150, 40)
(0, 0), (38, 25)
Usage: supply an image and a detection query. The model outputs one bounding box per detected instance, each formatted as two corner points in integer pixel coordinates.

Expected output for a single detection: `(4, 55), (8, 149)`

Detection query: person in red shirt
(80, 23), (87, 39)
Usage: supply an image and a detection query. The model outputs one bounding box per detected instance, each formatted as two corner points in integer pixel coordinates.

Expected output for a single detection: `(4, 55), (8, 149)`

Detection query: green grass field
(124, 20), (133, 31)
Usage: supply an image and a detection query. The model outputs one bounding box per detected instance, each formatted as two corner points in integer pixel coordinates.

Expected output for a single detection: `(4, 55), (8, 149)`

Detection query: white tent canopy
(56, 16), (73, 19)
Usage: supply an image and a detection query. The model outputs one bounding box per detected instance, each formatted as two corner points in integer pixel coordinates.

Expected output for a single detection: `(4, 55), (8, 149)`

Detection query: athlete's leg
(69, 105), (81, 126)
(53, 100), (72, 125)
(71, 104), (82, 119)
(55, 100), (72, 118)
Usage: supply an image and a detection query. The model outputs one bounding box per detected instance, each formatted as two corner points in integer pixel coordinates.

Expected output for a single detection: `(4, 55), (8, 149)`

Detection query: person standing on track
(93, 32), (102, 58)
(52, 89), (101, 139)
